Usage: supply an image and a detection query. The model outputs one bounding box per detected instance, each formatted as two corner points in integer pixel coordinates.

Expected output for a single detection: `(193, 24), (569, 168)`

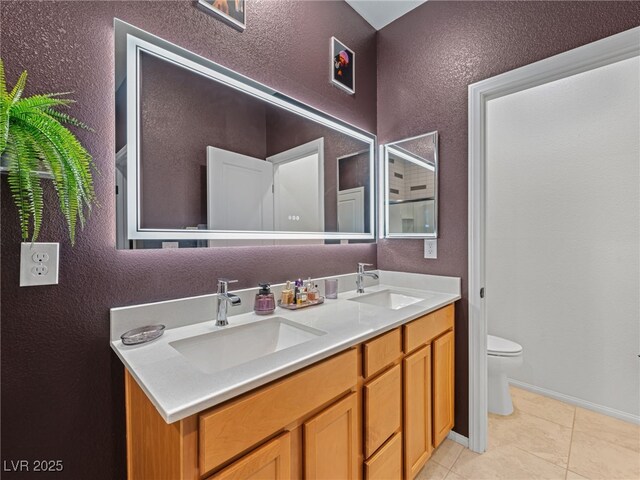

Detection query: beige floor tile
(489, 409), (572, 467)
(444, 470), (465, 480)
(565, 471), (588, 479)
(573, 407), (640, 453)
(510, 387), (576, 427)
(415, 460), (450, 480)
(451, 445), (566, 480)
(569, 430), (640, 480)
(431, 439), (465, 468)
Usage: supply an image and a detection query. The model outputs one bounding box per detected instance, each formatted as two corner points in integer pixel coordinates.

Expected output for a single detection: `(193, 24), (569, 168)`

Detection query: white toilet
(487, 335), (523, 415)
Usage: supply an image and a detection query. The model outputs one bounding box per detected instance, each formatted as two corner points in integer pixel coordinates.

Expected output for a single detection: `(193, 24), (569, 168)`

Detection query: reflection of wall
(377, 1), (640, 437)
(139, 53), (267, 229)
(266, 107), (369, 232)
(1, 2), (377, 478)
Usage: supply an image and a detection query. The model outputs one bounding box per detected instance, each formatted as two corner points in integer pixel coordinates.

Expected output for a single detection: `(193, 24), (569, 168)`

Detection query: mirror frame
(382, 131), (438, 239)
(115, 20), (376, 242)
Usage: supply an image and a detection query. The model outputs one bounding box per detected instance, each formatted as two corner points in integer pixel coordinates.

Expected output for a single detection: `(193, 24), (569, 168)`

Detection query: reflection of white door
(337, 187), (364, 233)
(207, 146), (274, 246)
(267, 138), (324, 233)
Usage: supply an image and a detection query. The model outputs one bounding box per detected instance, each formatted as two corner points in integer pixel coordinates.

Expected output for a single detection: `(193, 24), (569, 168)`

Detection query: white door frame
(467, 26), (640, 453)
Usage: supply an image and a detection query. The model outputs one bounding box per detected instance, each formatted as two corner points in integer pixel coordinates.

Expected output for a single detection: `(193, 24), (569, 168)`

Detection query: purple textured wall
(377, 0), (640, 437)
(0, 2), (376, 478)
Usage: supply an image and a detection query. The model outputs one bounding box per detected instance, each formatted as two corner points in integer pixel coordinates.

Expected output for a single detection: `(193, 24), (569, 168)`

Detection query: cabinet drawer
(207, 432), (291, 480)
(364, 363), (402, 458)
(363, 328), (402, 379)
(199, 349), (357, 474)
(365, 432), (402, 480)
(404, 304), (454, 353)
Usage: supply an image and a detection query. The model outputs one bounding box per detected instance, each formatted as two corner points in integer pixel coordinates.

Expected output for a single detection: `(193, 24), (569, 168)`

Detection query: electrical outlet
(424, 239), (437, 259)
(20, 242), (59, 286)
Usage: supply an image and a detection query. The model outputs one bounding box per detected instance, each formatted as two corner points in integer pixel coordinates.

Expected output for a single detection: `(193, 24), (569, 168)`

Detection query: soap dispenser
(254, 283), (275, 315)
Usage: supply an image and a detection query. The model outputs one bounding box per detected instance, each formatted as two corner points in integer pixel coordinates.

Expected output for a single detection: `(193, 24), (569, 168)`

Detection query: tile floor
(416, 386), (640, 480)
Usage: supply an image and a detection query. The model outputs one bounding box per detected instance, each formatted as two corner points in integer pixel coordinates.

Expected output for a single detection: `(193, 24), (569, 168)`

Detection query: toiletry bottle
(281, 281), (293, 305)
(309, 284), (319, 302)
(254, 283), (275, 315)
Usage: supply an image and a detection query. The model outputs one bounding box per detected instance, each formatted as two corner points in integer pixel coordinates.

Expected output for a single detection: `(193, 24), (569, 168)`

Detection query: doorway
(467, 27), (640, 453)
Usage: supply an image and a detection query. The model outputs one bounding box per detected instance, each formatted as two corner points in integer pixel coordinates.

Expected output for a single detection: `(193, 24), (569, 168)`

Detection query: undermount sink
(169, 317), (326, 374)
(349, 289), (425, 310)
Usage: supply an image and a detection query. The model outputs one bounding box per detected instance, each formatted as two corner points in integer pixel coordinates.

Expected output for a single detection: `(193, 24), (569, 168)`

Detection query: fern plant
(0, 58), (96, 244)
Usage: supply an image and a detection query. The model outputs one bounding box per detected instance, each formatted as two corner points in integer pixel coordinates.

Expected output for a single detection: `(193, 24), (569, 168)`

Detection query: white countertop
(110, 271), (461, 423)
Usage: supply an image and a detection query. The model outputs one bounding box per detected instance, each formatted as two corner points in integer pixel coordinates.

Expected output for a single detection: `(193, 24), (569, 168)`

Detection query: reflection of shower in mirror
(382, 131), (438, 238)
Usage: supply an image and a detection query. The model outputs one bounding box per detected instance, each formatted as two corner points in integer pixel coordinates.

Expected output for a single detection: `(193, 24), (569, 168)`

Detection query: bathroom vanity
(111, 271), (460, 479)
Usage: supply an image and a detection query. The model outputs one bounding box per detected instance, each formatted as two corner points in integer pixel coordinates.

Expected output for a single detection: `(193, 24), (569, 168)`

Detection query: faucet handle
(358, 263), (374, 272)
(217, 278), (238, 293)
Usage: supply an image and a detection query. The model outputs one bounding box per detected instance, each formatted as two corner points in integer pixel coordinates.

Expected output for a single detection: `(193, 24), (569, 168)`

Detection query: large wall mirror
(114, 20), (376, 249)
(382, 131), (438, 238)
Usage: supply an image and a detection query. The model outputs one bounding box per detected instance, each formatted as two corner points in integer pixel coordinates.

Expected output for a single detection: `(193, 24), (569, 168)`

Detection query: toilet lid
(488, 335), (522, 356)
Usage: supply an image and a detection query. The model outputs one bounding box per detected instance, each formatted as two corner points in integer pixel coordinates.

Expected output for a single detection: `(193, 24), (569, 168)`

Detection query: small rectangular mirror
(383, 131), (438, 238)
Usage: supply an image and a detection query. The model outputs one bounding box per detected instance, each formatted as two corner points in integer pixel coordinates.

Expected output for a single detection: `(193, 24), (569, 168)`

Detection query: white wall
(486, 56), (640, 418)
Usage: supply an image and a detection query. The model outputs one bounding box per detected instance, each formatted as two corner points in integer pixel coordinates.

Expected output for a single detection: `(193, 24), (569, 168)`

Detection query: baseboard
(447, 430), (469, 448)
(509, 379), (640, 425)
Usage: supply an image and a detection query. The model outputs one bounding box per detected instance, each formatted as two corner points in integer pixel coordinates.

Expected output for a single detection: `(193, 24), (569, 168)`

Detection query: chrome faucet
(356, 263), (379, 294)
(215, 279), (241, 326)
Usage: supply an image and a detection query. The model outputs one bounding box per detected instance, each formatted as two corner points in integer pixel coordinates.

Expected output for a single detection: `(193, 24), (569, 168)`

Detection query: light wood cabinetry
(401, 303), (455, 479)
(364, 432), (402, 480)
(207, 433), (291, 480)
(125, 303), (456, 480)
(403, 345), (432, 479)
(364, 363), (402, 457)
(433, 330), (455, 448)
(363, 328), (402, 379)
(304, 392), (359, 480)
(199, 349), (357, 473)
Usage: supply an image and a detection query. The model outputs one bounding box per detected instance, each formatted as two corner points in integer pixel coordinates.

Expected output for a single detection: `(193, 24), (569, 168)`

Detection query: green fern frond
(0, 59), (7, 100)
(9, 70), (27, 104)
(1, 58), (96, 244)
(14, 94), (74, 112)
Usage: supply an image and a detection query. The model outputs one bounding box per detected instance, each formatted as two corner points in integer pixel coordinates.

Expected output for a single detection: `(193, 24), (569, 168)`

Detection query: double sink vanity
(111, 270), (460, 479)
(111, 19), (454, 480)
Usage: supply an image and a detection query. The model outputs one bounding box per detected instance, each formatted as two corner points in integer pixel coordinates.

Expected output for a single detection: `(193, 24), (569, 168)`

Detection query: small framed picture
(197, 0), (246, 31)
(331, 37), (355, 95)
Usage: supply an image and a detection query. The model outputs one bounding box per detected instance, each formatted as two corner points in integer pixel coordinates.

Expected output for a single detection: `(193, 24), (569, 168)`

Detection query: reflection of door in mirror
(206, 140), (325, 246)
(338, 187), (364, 233)
(337, 151), (369, 234)
(267, 138), (324, 235)
(207, 147), (274, 246)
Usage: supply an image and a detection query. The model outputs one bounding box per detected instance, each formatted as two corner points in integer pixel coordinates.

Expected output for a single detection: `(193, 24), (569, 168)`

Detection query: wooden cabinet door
(433, 330), (455, 447)
(403, 345), (432, 480)
(304, 392), (358, 480)
(364, 363), (402, 458)
(208, 432), (291, 480)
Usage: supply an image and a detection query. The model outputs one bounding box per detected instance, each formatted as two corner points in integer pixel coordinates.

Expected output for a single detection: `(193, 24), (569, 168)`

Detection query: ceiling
(345, 0), (427, 30)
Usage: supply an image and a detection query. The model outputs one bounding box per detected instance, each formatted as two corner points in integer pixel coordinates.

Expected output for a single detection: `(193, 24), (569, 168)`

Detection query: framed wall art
(331, 37), (355, 94)
(197, 0), (246, 31)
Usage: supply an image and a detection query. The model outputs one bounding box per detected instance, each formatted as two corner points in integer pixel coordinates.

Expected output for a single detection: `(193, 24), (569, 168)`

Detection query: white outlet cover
(20, 242), (59, 287)
(424, 239), (437, 259)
